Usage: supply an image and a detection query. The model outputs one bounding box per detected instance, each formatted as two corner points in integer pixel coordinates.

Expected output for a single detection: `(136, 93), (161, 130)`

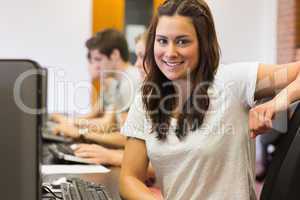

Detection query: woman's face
(134, 39), (146, 78)
(154, 15), (199, 81)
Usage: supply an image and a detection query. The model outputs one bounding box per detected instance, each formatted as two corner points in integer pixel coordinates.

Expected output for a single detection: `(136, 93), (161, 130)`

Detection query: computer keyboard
(42, 124), (73, 143)
(48, 143), (94, 164)
(56, 143), (75, 155)
(60, 177), (112, 200)
(42, 131), (73, 143)
(48, 143), (74, 157)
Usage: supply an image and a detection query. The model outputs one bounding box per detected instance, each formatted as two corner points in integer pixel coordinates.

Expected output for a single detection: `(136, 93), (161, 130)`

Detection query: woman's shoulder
(215, 62), (259, 83)
(121, 91), (151, 141)
(213, 62), (260, 107)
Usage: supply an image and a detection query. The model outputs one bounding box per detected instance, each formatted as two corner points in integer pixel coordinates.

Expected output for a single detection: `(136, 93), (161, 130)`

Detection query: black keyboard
(56, 143), (74, 155)
(42, 125), (73, 143)
(60, 178), (112, 200)
(48, 143), (74, 156)
(42, 132), (73, 143)
(47, 144), (94, 164)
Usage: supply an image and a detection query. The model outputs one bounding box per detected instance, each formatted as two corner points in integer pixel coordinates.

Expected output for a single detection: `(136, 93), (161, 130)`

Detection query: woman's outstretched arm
(250, 61), (300, 138)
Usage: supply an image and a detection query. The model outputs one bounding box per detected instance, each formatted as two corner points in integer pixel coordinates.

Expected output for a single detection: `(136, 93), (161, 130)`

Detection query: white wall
(0, 0), (277, 114)
(208, 0), (277, 64)
(207, 0), (277, 160)
(0, 0), (92, 114)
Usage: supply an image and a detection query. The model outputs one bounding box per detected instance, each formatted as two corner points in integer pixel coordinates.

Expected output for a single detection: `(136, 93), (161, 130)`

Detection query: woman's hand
(73, 144), (122, 166)
(248, 100), (276, 139)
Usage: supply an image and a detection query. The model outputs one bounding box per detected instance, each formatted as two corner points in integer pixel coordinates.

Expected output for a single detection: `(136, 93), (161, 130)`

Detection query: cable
(41, 185), (63, 199)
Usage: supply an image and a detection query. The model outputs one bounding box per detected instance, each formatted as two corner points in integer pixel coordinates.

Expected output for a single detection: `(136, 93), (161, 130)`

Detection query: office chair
(260, 103), (300, 200)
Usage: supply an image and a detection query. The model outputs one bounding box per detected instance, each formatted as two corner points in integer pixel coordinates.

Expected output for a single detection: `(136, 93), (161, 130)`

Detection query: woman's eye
(157, 38), (167, 45)
(177, 39), (189, 46)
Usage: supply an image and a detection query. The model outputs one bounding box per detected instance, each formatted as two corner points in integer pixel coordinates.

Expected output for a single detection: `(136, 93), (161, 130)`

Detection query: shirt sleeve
(222, 62), (259, 108)
(121, 92), (149, 141)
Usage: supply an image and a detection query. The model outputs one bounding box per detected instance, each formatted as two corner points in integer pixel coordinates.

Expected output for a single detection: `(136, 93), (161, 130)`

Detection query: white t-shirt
(122, 62), (259, 200)
(100, 66), (140, 113)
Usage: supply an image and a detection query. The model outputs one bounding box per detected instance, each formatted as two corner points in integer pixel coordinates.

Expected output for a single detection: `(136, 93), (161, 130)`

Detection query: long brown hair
(142, 0), (221, 140)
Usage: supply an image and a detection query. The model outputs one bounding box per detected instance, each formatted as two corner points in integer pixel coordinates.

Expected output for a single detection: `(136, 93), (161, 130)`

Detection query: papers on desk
(42, 164), (110, 174)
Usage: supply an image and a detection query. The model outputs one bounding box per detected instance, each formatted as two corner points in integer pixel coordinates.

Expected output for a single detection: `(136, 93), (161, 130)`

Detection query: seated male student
(52, 31), (157, 177)
(50, 29), (140, 163)
(52, 31), (160, 197)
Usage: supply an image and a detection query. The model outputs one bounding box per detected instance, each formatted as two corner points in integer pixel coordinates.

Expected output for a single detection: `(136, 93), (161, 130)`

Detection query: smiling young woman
(119, 0), (300, 200)
(154, 15), (200, 81)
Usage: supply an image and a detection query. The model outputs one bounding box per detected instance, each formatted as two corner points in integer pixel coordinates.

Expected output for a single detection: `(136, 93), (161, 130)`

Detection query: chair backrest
(260, 103), (300, 200)
(0, 59), (43, 200)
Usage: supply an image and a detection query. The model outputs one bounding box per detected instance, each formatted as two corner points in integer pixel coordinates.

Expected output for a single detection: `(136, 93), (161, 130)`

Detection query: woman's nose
(165, 43), (178, 58)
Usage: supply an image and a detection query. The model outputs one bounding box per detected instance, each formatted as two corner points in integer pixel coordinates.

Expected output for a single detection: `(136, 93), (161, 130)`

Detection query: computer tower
(0, 59), (44, 200)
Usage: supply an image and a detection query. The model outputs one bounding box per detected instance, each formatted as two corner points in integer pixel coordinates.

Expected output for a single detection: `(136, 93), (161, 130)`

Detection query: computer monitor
(261, 102), (300, 200)
(40, 67), (48, 126)
(0, 59), (43, 200)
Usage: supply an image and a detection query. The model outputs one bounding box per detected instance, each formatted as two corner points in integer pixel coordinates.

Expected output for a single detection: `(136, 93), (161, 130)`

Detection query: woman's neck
(172, 79), (193, 118)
